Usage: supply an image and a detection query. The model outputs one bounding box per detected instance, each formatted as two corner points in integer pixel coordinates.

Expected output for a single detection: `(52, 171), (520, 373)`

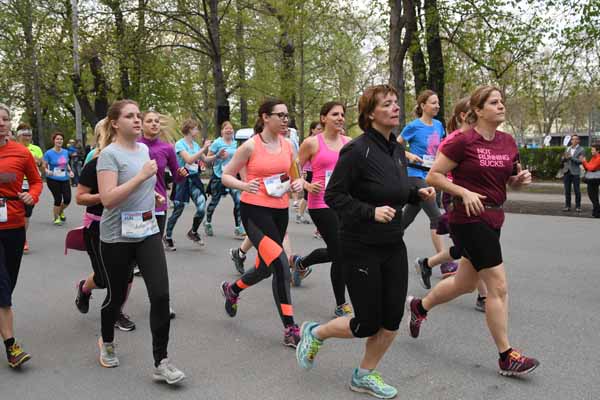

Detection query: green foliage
(519, 146), (592, 179)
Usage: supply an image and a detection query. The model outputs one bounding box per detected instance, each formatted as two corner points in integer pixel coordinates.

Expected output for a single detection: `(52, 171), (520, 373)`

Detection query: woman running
(0, 104), (42, 367)
(580, 144), (600, 218)
(220, 99), (303, 347)
(292, 102), (351, 316)
(96, 100), (184, 383)
(406, 85), (540, 377)
(43, 132), (74, 225)
(296, 85), (435, 399)
(204, 121), (245, 239)
(164, 119), (221, 250)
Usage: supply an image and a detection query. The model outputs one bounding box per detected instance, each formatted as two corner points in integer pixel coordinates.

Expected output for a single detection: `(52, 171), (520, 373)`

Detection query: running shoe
(98, 338), (119, 368)
(133, 265), (142, 276)
(440, 261), (458, 278)
(153, 358), (186, 384)
(23, 240), (29, 253)
(229, 248), (246, 275)
(6, 341), (31, 368)
(562, 207), (570, 212)
(475, 296), (486, 312)
(187, 230), (205, 246)
(334, 303), (353, 318)
(170, 307), (176, 319)
(53, 217), (63, 226)
(296, 321), (323, 370)
(406, 296), (427, 338)
(283, 324), (301, 348)
(576, 207), (582, 214)
(75, 280), (91, 314)
(234, 225), (246, 239)
(163, 237), (176, 251)
(220, 281), (239, 317)
(115, 313), (136, 331)
(204, 222), (214, 237)
(295, 214), (311, 224)
(498, 349), (540, 377)
(60, 212), (66, 222)
(291, 255), (313, 287)
(349, 369), (398, 399)
(414, 258), (432, 289)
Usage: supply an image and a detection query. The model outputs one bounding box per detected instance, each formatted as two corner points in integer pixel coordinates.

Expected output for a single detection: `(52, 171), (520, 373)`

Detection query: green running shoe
(204, 223), (214, 237)
(349, 369), (397, 399)
(296, 321), (323, 370)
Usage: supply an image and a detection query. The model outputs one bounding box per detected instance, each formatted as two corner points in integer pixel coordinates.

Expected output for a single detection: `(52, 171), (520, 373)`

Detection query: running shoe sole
(7, 352), (31, 368)
(499, 361), (540, 377)
(153, 371), (186, 384)
(413, 258), (429, 290)
(349, 383), (397, 399)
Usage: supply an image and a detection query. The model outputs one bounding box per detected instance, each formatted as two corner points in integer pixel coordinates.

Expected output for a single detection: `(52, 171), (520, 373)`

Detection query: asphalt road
(1, 189), (598, 400)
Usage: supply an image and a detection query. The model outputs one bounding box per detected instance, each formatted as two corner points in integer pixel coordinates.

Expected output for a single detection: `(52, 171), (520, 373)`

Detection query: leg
(205, 180), (223, 224)
(563, 173), (572, 208)
(190, 186), (206, 232)
(61, 180), (72, 212)
(156, 214), (166, 237)
(479, 264), (510, 352)
(573, 175), (581, 209)
(588, 181), (600, 216)
(230, 189), (242, 227)
(422, 257), (480, 310)
(0, 229), (25, 340)
(47, 179), (62, 220)
(165, 202), (185, 239)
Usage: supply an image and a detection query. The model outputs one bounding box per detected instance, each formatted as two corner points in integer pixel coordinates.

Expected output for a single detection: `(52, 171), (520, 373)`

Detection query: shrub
(519, 147), (592, 180)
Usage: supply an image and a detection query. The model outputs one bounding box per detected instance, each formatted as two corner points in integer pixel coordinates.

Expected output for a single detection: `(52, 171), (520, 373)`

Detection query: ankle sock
(4, 338), (15, 352)
(416, 299), (428, 316)
(499, 348), (513, 361)
(356, 367), (373, 378)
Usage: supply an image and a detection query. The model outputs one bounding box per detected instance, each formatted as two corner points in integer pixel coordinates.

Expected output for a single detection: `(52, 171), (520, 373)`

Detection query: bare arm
(76, 184), (102, 207)
(222, 139), (258, 192)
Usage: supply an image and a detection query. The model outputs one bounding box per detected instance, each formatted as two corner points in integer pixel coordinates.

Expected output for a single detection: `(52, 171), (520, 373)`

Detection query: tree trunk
(280, 28), (296, 127)
(105, 0), (131, 98)
(298, 5), (305, 140)
(389, 0), (411, 129)
(408, 0), (427, 96)
(207, 0), (230, 130)
(132, 0), (147, 99)
(424, 0), (445, 124)
(235, 0), (248, 127)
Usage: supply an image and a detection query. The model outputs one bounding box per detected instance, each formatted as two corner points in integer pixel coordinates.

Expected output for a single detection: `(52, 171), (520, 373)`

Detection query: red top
(441, 128), (518, 229)
(582, 154), (600, 172)
(240, 135), (293, 209)
(0, 141), (43, 229)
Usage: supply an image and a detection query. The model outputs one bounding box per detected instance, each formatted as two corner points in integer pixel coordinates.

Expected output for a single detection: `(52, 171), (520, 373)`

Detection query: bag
(556, 164), (568, 179)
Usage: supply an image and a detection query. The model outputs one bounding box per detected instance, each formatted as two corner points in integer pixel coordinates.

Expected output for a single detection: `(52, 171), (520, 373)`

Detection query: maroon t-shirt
(441, 128), (518, 229)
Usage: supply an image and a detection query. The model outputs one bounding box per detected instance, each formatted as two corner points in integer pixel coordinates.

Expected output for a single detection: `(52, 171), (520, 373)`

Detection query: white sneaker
(153, 358), (186, 384)
(98, 338), (119, 368)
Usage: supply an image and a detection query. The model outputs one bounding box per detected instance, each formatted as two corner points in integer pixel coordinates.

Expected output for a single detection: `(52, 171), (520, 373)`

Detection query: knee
(487, 281), (508, 299)
(149, 291), (170, 306)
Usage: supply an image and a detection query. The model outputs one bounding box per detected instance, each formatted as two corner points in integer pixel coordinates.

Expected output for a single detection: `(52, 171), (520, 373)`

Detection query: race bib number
(264, 173), (290, 198)
(325, 170), (333, 188)
(121, 210), (159, 239)
(0, 198), (7, 223)
(53, 167), (66, 177)
(22, 180), (29, 190)
(185, 162), (199, 173)
(422, 155), (435, 168)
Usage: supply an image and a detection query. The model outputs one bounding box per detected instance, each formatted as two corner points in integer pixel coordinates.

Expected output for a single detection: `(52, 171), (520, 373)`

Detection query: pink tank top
(307, 134), (349, 209)
(241, 135), (293, 209)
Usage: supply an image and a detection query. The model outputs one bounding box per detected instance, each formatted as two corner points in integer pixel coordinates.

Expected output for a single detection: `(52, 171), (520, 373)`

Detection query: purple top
(138, 136), (183, 212)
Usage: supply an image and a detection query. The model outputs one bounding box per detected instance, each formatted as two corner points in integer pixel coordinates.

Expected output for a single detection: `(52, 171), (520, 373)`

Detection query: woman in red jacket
(580, 144), (600, 218)
(0, 104), (42, 368)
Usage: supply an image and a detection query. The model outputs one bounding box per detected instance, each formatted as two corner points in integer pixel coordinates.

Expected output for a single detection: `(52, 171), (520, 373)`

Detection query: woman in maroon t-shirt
(405, 86), (540, 377)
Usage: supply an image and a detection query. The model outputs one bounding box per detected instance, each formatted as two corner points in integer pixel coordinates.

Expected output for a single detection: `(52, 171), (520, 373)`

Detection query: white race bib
(22, 180), (29, 190)
(121, 210), (159, 239)
(325, 170), (333, 188)
(53, 167), (66, 177)
(264, 173), (290, 198)
(422, 155), (435, 168)
(0, 198), (7, 223)
(185, 163), (199, 173)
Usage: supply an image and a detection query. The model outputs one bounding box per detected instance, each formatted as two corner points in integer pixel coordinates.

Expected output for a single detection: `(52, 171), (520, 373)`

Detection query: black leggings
(0, 228), (25, 307)
(343, 239), (408, 338)
(47, 178), (71, 207)
(156, 214), (166, 236)
(301, 208), (345, 306)
(85, 222), (133, 288)
(586, 179), (600, 216)
(232, 202), (294, 327)
(100, 233), (170, 365)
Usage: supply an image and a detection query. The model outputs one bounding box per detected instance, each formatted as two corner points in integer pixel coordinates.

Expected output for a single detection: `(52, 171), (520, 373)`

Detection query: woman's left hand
(291, 178), (304, 193)
(155, 192), (166, 206)
(177, 167), (189, 177)
(418, 186), (436, 201)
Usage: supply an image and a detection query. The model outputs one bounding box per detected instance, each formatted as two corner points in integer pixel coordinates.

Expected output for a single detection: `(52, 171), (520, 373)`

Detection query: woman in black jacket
(296, 85), (435, 399)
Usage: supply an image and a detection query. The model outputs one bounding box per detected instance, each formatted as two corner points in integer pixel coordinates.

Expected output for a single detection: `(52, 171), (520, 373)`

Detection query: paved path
(1, 189), (598, 400)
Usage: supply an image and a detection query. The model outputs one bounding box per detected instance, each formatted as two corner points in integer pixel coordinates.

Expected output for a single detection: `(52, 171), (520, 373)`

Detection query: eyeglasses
(269, 112), (289, 121)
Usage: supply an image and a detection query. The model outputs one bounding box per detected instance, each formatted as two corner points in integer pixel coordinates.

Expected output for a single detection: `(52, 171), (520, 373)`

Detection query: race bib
(22, 180), (29, 190)
(0, 198), (7, 223)
(121, 210), (159, 239)
(53, 167), (66, 177)
(185, 162), (199, 173)
(264, 173), (290, 198)
(325, 170), (333, 188)
(422, 155), (435, 168)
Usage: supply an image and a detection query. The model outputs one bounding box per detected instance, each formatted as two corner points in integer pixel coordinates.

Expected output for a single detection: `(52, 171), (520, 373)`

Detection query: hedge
(519, 146), (592, 180)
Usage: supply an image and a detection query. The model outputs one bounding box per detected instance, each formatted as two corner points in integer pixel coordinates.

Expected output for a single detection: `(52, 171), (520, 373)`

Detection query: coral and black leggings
(231, 202), (295, 327)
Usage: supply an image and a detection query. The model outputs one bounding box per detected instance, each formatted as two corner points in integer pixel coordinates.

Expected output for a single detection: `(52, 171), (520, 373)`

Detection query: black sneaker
(475, 296), (486, 312)
(220, 281), (239, 317)
(187, 230), (205, 246)
(75, 280), (91, 314)
(414, 258), (432, 289)
(163, 237), (176, 251)
(229, 248), (246, 275)
(115, 313), (136, 331)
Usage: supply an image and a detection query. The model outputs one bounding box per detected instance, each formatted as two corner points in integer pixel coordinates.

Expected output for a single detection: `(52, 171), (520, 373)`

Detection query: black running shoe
(220, 281), (239, 317)
(229, 248), (246, 275)
(475, 296), (486, 312)
(414, 258), (432, 290)
(75, 280), (91, 314)
(187, 230), (205, 246)
(115, 313), (136, 331)
(163, 237), (176, 251)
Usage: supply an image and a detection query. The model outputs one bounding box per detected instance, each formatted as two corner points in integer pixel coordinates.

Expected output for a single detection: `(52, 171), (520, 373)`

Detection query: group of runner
(0, 83), (540, 397)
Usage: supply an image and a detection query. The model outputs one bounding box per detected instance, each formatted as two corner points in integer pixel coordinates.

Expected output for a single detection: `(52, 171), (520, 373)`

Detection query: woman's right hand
(460, 188), (487, 217)
(374, 206), (396, 223)
(244, 178), (260, 194)
(139, 160), (158, 181)
(305, 181), (323, 194)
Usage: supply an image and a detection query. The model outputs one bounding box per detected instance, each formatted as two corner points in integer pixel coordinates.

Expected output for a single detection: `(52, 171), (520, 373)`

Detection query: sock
(416, 299), (428, 316)
(310, 325), (323, 341)
(81, 282), (92, 295)
(230, 282), (242, 295)
(477, 295), (487, 301)
(423, 257), (430, 269)
(356, 367), (373, 378)
(4, 338), (15, 352)
(192, 217), (202, 232)
(499, 348), (513, 361)
(238, 248), (246, 258)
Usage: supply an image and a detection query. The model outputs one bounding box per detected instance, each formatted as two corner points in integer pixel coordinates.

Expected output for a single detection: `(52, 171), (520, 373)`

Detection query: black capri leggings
(0, 228), (26, 307)
(46, 178), (71, 207)
(344, 239), (408, 338)
(231, 202), (295, 328)
(301, 208), (345, 306)
(100, 233), (170, 365)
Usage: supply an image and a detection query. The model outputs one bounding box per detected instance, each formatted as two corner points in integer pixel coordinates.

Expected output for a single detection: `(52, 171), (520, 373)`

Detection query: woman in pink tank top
(291, 101), (352, 317)
(219, 99), (304, 348)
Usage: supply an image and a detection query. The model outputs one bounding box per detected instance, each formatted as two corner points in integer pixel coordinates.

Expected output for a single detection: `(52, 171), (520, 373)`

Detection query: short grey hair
(0, 103), (10, 118)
